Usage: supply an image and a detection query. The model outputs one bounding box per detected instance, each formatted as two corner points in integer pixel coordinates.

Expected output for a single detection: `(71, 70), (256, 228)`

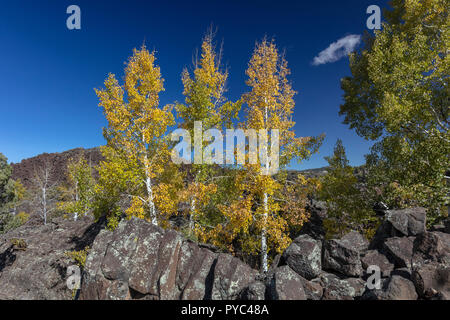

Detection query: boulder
(298, 277), (323, 300)
(361, 250), (395, 278)
(323, 231), (368, 277)
(80, 218), (258, 300)
(444, 218), (450, 234)
(385, 207), (426, 236)
(299, 200), (327, 240)
(382, 237), (415, 269)
(240, 281), (266, 300)
(412, 262), (450, 299)
(282, 234), (322, 280)
(0, 216), (101, 300)
(363, 275), (418, 300)
(412, 232), (450, 264)
(268, 266), (307, 300)
(319, 272), (365, 300)
(370, 207), (426, 249)
(211, 253), (258, 300)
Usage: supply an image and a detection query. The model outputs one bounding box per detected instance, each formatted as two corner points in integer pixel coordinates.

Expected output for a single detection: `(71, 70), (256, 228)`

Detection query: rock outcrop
(79, 218), (258, 300)
(281, 234), (322, 280)
(0, 205), (449, 300)
(0, 216), (101, 299)
(323, 231), (368, 277)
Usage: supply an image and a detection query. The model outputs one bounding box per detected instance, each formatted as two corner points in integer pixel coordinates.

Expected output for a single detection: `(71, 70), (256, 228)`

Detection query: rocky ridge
(1, 203), (448, 300)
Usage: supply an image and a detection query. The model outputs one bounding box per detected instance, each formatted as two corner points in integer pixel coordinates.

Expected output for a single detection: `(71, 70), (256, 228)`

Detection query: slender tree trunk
(260, 99), (269, 273)
(261, 192), (268, 273)
(189, 198), (196, 234)
(43, 186), (47, 225)
(74, 182), (78, 221)
(144, 160), (157, 226)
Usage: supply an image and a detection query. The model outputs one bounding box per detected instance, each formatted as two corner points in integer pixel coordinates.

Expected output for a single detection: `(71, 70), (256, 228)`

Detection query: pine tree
(319, 139), (376, 238)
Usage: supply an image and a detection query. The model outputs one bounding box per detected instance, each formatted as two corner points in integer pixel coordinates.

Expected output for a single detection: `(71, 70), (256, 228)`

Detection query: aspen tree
(175, 30), (241, 236)
(235, 39), (323, 272)
(95, 46), (175, 226)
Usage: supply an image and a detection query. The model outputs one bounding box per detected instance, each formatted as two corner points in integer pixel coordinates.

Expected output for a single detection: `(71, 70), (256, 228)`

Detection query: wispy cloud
(312, 34), (361, 66)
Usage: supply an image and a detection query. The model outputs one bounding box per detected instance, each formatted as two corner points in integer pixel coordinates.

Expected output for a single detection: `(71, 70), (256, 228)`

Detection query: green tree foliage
(58, 155), (95, 221)
(319, 140), (376, 238)
(0, 153), (13, 209)
(340, 0), (449, 222)
(175, 30), (242, 237)
(94, 46), (183, 229)
(0, 153), (28, 233)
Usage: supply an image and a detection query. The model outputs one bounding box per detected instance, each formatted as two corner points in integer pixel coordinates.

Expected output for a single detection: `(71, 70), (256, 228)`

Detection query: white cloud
(312, 34), (361, 66)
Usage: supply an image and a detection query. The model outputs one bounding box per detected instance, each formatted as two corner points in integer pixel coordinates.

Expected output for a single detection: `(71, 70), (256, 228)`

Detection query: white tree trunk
(189, 198), (196, 232)
(260, 99), (269, 273)
(261, 192), (268, 273)
(144, 162), (157, 226)
(43, 186), (47, 225)
(74, 182), (79, 221)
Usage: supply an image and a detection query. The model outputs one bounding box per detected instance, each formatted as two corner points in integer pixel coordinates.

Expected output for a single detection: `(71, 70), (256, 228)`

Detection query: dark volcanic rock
(319, 272), (365, 300)
(240, 281), (266, 300)
(444, 218), (450, 234)
(282, 234), (322, 280)
(299, 277), (323, 300)
(268, 266), (306, 300)
(410, 231), (450, 299)
(80, 217), (258, 300)
(11, 147), (103, 190)
(412, 232), (450, 264)
(385, 207), (426, 237)
(382, 237), (415, 269)
(212, 253), (259, 300)
(370, 207), (427, 250)
(363, 275), (418, 300)
(361, 250), (395, 278)
(323, 231), (368, 277)
(0, 216), (100, 300)
(299, 200), (327, 240)
(412, 262), (450, 300)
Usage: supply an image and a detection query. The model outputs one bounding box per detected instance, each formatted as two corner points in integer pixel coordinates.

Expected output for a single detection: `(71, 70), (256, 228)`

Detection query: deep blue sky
(0, 0), (389, 169)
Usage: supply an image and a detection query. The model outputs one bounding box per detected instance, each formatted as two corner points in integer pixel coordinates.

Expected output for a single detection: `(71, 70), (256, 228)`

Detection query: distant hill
(11, 147), (103, 189)
(10, 147), (330, 189)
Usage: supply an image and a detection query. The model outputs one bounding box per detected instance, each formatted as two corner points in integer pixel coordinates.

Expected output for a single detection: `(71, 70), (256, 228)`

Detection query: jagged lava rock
(382, 236), (415, 269)
(240, 281), (266, 300)
(410, 231), (450, 299)
(362, 275), (418, 300)
(0, 216), (99, 300)
(386, 207), (426, 236)
(282, 234), (322, 280)
(412, 262), (450, 300)
(370, 207), (426, 249)
(79, 217), (257, 300)
(361, 250), (395, 278)
(319, 272), (365, 300)
(298, 277), (323, 300)
(323, 231), (369, 277)
(268, 266), (307, 300)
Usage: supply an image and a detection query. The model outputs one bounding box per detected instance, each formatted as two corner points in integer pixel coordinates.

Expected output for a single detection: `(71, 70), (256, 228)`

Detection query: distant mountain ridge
(11, 147), (103, 189)
(10, 147), (330, 189)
